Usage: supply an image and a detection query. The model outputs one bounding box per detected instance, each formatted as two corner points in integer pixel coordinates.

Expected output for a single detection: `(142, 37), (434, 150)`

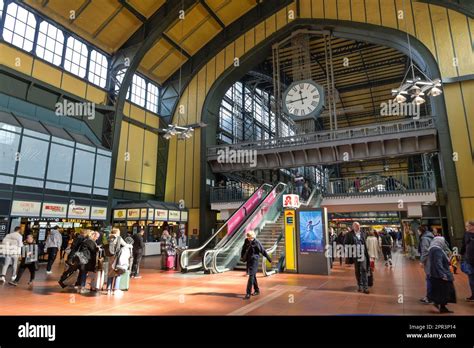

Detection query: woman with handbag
(75, 231), (100, 294)
(428, 236), (456, 313)
(8, 234), (37, 288)
(460, 220), (474, 302)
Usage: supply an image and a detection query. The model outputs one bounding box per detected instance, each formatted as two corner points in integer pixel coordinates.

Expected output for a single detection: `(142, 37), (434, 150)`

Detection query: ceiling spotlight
(429, 86), (442, 96)
(408, 84), (421, 95)
(414, 95), (425, 105)
(394, 93), (406, 103)
(163, 133), (171, 140)
(168, 125), (177, 136)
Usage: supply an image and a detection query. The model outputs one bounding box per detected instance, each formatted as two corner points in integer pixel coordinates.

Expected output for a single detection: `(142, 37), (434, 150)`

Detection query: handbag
(73, 251), (88, 265)
(461, 261), (473, 275)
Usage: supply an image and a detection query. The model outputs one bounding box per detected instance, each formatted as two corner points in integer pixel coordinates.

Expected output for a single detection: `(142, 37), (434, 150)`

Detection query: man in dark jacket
(419, 226), (434, 304)
(131, 229), (145, 278)
(344, 222), (370, 294)
(241, 230), (272, 299)
(460, 220), (474, 302)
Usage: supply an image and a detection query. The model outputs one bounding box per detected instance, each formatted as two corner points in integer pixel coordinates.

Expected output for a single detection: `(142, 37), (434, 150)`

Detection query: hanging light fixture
(391, 0), (442, 107)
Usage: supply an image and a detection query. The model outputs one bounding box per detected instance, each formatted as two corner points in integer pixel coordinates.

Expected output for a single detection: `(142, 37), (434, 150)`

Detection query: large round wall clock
(282, 79), (325, 120)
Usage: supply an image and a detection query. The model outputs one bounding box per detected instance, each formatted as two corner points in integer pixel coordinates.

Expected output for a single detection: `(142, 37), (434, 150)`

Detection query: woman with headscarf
(427, 236), (456, 313)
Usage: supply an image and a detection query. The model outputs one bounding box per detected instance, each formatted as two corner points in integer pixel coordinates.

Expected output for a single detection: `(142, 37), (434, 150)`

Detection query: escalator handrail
(208, 182), (287, 273)
(180, 183), (272, 271)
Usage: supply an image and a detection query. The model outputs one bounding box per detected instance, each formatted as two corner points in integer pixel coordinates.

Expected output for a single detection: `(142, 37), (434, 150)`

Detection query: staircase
(234, 213), (285, 271)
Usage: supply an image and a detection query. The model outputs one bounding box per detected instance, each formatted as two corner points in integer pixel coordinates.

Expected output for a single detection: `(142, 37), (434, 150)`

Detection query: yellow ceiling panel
(96, 8), (142, 52)
(151, 50), (187, 83)
(126, 0), (166, 18)
(181, 18), (222, 54)
(166, 3), (210, 43)
(140, 39), (173, 71)
(27, 0), (86, 18)
(73, 0), (122, 36)
(205, 0), (257, 26)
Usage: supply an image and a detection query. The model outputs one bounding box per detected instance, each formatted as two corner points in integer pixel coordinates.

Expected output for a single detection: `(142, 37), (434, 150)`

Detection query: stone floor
(1, 249), (473, 316)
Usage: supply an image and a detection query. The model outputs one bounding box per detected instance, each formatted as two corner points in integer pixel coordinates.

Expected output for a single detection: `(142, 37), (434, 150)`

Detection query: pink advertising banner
(226, 188), (265, 236)
(244, 189), (278, 234)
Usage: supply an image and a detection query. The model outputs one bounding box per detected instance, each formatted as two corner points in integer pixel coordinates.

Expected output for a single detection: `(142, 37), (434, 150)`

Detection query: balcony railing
(207, 117), (435, 156)
(325, 172), (435, 196)
(210, 184), (256, 203)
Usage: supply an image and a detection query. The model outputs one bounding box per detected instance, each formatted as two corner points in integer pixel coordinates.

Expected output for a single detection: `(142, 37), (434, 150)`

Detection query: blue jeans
(106, 276), (121, 290)
(426, 274), (432, 298)
(468, 273), (474, 297)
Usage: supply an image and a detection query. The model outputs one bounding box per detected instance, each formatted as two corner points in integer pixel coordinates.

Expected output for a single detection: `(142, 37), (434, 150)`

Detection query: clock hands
(287, 97), (308, 104)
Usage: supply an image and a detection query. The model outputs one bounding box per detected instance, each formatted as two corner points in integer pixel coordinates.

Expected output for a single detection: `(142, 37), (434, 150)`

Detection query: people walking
(104, 228), (127, 294)
(160, 230), (171, 270)
(406, 229), (417, 260)
(419, 226), (434, 304)
(44, 226), (62, 274)
(75, 231), (100, 294)
(460, 220), (474, 302)
(0, 226), (24, 283)
(344, 222), (370, 294)
(8, 234), (37, 288)
(427, 236), (456, 313)
(131, 229), (145, 278)
(240, 230), (272, 299)
(380, 229), (393, 267)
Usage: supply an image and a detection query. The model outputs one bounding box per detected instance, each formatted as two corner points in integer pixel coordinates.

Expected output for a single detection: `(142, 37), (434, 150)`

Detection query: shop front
(112, 200), (188, 256)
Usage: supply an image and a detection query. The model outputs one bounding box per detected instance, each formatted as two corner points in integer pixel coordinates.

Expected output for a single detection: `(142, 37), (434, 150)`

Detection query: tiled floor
(1, 249), (473, 316)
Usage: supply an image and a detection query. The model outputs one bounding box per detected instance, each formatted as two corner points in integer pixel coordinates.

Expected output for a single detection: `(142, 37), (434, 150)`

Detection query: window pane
(17, 136), (48, 179)
(130, 74), (146, 107)
(88, 50), (108, 88)
(16, 177), (43, 188)
(3, 3), (36, 52)
(71, 185), (91, 194)
(0, 129), (20, 174)
(146, 82), (159, 113)
(72, 149), (94, 186)
(94, 155), (110, 188)
(47, 143), (73, 182)
(46, 181), (69, 191)
(36, 21), (64, 66)
(64, 36), (88, 78)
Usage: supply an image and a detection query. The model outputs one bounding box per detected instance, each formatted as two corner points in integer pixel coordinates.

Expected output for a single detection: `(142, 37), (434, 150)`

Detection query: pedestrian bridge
(207, 118), (437, 172)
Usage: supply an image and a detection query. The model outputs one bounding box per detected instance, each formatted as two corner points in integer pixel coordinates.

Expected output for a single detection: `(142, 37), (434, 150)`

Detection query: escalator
(204, 183), (287, 274)
(180, 183), (273, 272)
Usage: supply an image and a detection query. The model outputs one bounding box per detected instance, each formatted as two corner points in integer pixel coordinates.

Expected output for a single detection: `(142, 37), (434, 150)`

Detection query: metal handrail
(180, 183), (272, 271)
(207, 117), (435, 155)
(207, 183), (287, 274)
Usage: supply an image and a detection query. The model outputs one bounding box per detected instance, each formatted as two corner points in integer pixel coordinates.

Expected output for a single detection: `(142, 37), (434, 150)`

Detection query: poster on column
(298, 209), (324, 253)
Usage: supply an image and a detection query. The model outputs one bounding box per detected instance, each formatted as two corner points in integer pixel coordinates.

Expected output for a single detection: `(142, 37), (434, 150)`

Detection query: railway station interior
(0, 0), (474, 320)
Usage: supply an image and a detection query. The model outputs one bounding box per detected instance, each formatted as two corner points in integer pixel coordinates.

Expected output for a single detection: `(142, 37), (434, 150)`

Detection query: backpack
(103, 236), (122, 257)
(382, 234), (391, 246)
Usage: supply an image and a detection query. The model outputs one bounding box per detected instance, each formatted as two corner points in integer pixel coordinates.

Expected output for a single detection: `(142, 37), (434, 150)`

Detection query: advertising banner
(41, 203), (67, 218)
(68, 205), (90, 219)
(283, 194), (300, 209)
(180, 211), (188, 222)
(226, 188), (264, 235)
(168, 210), (180, 221)
(148, 208), (154, 220)
(127, 209), (140, 220)
(90, 207), (107, 220)
(140, 208), (148, 219)
(11, 201), (41, 217)
(298, 210), (324, 253)
(113, 209), (126, 220)
(155, 209), (168, 221)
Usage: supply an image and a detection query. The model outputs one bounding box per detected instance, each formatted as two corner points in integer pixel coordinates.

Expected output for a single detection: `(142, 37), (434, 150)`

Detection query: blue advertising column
(295, 207), (330, 275)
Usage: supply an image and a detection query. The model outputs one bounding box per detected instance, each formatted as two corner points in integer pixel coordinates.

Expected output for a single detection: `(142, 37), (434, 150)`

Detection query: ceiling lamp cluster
(162, 124), (194, 140)
(392, 63), (442, 105)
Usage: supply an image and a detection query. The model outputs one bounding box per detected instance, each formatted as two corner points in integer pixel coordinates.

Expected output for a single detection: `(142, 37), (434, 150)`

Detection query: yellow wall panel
(0, 44), (33, 76)
(412, 3), (437, 58)
(448, 10), (474, 76)
(187, 75), (198, 124)
(123, 102), (131, 117)
(205, 57), (216, 94)
(380, 0), (398, 29)
(276, 7), (289, 30)
(124, 181), (141, 192)
(365, 0), (381, 25)
(324, 0), (337, 19)
(311, 0), (324, 18)
(116, 121), (129, 180)
(337, 0), (351, 21)
(142, 130), (157, 186)
(460, 80), (474, 155)
(255, 21), (266, 45)
(430, 5), (458, 78)
(225, 42), (235, 69)
(184, 137), (194, 207)
(86, 84), (106, 104)
(32, 60), (62, 88)
(215, 49), (226, 82)
(244, 28), (255, 53)
(114, 179), (125, 190)
(130, 104), (146, 124)
(125, 124), (144, 183)
(443, 83), (474, 198)
(165, 136), (178, 202)
(394, 0), (415, 36)
(287, 1), (296, 22)
(193, 129), (201, 208)
(174, 139), (186, 202)
(462, 199), (474, 221)
(188, 208), (200, 235)
(196, 69), (207, 123)
(61, 73), (86, 98)
(96, 9), (141, 52)
(177, 88), (189, 126)
(146, 113), (159, 129)
(235, 34), (245, 59)
(141, 184), (156, 195)
(265, 15), (277, 37)
(299, 0), (312, 18)
(350, 0), (366, 23)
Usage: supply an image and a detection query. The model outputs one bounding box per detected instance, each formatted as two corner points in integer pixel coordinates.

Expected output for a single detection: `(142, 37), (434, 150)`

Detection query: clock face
(283, 80), (324, 120)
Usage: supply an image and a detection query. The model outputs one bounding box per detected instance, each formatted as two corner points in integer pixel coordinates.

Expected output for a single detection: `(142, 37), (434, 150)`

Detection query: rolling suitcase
(166, 255), (175, 269)
(90, 270), (105, 291)
(118, 270), (131, 291)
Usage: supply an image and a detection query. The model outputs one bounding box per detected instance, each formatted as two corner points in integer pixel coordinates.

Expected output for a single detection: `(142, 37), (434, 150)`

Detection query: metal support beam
(199, 0), (226, 29)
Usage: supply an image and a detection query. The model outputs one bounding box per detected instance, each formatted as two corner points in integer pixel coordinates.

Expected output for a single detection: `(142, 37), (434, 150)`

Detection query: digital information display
(298, 209), (324, 253)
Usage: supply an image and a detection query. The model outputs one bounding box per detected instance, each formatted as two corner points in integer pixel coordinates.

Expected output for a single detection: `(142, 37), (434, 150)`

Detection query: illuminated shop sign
(113, 209), (126, 219)
(155, 209), (168, 221)
(168, 210), (180, 221)
(68, 205), (90, 219)
(90, 207), (107, 220)
(41, 203), (67, 218)
(127, 209), (140, 220)
(11, 201), (41, 217)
